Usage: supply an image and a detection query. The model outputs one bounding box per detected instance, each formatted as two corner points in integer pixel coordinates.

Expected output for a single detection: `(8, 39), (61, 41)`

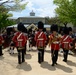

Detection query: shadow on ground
(66, 60), (76, 67)
(40, 61), (56, 71)
(16, 62), (32, 71)
(0, 56), (4, 60)
(56, 64), (73, 73)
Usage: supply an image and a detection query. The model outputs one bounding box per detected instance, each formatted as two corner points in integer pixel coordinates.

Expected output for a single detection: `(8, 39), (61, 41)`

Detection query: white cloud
(12, 0), (57, 18)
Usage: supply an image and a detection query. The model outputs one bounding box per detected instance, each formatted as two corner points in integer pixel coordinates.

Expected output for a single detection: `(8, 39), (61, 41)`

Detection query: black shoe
(51, 64), (54, 66)
(55, 63), (58, 65)
(42, 60), (44, 62)
(18, 62), (21, 64)
(22, 60), (25, 63)
(9, 53), (11, 54)
(38, 61), (41, 64)
(0, 54), (3, 56)
(63, 59), (67, 62)
(1, 54), (3, 55)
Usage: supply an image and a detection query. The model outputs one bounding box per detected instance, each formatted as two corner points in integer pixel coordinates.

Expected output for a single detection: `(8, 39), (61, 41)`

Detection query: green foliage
(46, 17), (61, 25)
(0, 6), (16, 31)
(53, 0), (76, 26)
(4, 0), (28, 12)
(0, 0), (28, 31)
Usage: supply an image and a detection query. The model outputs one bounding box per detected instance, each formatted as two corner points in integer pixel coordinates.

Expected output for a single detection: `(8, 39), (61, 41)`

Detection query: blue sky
(9, 0), (57, 18)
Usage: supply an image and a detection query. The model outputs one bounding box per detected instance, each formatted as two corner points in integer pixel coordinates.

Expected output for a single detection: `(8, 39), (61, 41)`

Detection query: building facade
(8, 10), (51, 31)
(17, 10), (46, 25)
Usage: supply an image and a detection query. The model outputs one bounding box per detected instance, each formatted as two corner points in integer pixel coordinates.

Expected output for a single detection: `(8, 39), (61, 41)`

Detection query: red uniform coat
(61, 35), (72, 49)
(12, 32), (27, 47)
(34, 31), (47, 48)
(0, 35), (4, 45)
(49, 34), (60, 50)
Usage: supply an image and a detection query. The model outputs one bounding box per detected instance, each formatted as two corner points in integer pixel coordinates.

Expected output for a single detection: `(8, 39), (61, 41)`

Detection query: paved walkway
(0, 45), (76, 75)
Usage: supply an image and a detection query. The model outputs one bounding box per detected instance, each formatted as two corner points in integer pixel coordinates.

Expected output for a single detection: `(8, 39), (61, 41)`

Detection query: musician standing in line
(61, 27), (73, 62)
(48, 24), (61, 66)
(34, 21), (47, 64)
(12, 23), (27, 64)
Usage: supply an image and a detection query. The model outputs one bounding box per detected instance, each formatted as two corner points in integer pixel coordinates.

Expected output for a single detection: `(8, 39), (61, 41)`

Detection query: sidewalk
(0, 45), (76, 75)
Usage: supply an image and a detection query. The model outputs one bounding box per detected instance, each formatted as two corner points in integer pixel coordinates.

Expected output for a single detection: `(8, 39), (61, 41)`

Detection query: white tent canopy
(7, 24), (51, 28)
(7, 24), (29, 28)
(7, 24), (51, 31)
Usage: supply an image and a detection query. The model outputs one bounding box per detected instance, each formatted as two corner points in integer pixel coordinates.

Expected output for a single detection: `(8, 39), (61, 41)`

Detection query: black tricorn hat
(63, 27), (69, 35)
(50, 24), (58, 32)
(17, 22), (26, 32)
(38, 21), (44, 29)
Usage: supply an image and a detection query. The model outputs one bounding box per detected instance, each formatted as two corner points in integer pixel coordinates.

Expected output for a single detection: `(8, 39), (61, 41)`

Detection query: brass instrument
(52, 34), (61, 43)
(48, 33), (61, 47)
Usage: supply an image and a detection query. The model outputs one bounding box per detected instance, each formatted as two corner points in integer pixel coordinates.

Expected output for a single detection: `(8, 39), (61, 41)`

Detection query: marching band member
(61, 27), (73, 62)
(12, 22), (27, 64)
(34, 21), (47, 64)
(68, 27), (74, 54)
(0, 32), (4, 56)
(49, 24), (61, 66)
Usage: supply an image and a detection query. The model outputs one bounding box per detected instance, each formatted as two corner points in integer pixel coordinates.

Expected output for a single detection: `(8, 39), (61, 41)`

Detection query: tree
(53, 0), (76, 26)
(0, 0), (28, 11)
(0, 0), (28, 31)
(0, 5), (15, 32)
(45, 17), (61, 26)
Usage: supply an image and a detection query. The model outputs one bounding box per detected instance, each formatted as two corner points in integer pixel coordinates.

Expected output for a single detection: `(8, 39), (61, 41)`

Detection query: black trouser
(17, 48), (25, 64)
(29, 39), (32, 49)
(63, 49), (69, 61)
(38, 48), (44, 63)
(24, 44), (26, 54)
(0, 45), (3, 55)
(51, 49), (58, 65)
